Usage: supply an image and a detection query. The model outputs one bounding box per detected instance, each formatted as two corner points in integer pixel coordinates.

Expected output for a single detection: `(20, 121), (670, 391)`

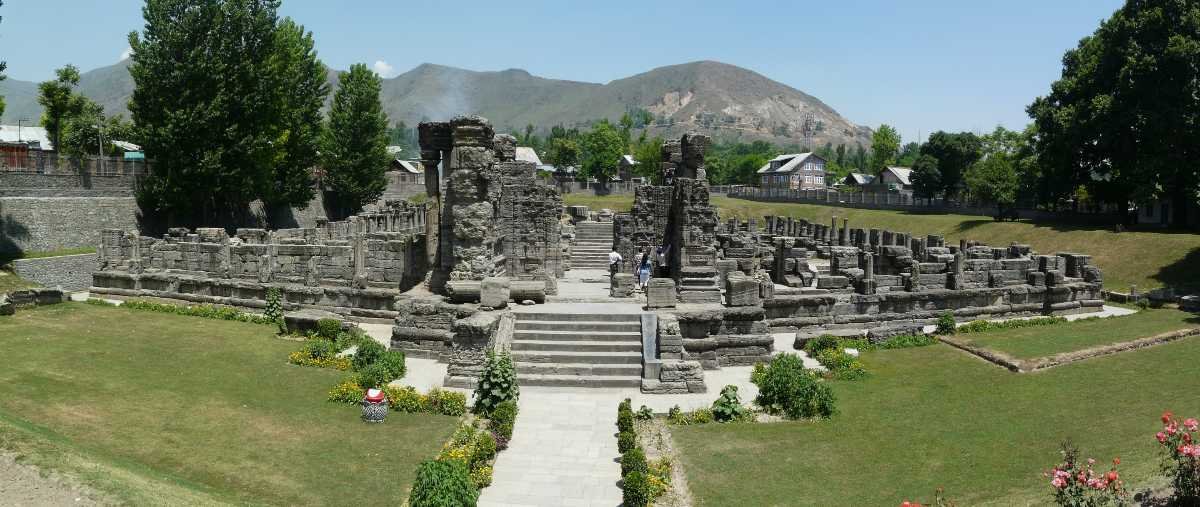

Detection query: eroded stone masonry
(90, 116), (1104, 393)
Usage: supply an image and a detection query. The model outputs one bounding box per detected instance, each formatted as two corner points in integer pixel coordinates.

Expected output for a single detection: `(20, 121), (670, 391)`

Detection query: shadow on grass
(1153, 248), (1200, 293)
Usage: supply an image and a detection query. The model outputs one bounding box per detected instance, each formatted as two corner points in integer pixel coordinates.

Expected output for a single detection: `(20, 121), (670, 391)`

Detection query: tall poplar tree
(0, 0), (7, 119)
(128, 0), (328, 227)
(321, 63), (389, 218)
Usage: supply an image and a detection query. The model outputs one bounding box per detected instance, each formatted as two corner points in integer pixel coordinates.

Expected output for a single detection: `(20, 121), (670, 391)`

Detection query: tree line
(29, 0), (393, 228)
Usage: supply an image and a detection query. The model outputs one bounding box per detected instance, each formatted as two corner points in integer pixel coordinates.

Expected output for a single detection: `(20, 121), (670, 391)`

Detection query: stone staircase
(511, 311), (643, 387)
(571, 221), (614, 270)
(678, 266), (723, 303)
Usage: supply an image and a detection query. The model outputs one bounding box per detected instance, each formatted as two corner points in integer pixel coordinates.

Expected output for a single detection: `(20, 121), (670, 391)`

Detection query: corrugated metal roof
(0, 125), (53, 150)
(516, 147), (543, 165)
(885, 166), (912, 186)
(757, 152), (819, 174)
(395, 160), (422, 174)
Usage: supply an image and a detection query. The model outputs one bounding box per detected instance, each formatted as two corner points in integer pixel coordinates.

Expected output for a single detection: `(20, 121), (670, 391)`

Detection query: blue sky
(1, 0), (1123, 143)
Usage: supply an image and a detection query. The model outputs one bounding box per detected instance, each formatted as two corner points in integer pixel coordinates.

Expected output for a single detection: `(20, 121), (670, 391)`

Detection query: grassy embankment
(0, 303), (457, 505)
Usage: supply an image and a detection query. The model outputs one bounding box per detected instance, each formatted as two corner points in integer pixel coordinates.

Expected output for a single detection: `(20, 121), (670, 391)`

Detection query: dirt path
(0, 452), (106, 506)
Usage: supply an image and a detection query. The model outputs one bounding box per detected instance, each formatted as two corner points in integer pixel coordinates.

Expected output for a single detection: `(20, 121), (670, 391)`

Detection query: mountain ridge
(1, 59), (872, 148)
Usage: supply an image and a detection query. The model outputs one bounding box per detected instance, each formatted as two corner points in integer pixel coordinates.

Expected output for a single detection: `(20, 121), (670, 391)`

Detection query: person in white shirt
(608, 250), (623, 277)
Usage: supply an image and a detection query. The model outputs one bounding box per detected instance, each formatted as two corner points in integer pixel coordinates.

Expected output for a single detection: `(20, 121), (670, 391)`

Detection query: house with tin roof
(756, 152), (828, 190)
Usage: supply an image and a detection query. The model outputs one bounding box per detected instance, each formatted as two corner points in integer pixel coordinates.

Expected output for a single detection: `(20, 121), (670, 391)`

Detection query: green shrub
(352, 339), (385, 371)
(617, 409), (635, 433)
(956, 316), (1068, 334)
(471, 431), (497, 469)
(356, 362), (394, 389)
(119, 299), (276, 325)
(622, 470), (651, 507)
(935, 312), (957, 334)
(409, 459), (479, 507)
(489, 400), (518, 440)
(428, 388), (467, 416)
(473, 350), (519, 415)
(621, 446), (649, 476)
(617, 431), (636, 453)
(327, 376), (363, 404)
(711, 385), (752, 422)
(879, 334), (938, 349)
(469, 464), (492, 489)
(383, 385), (427, 413)
(803, 334), (841, 354)
(299, 339), (336, 360)
(667, 405), (683, 423)
(635, 406), (653, 421)
(264, 287), (284, 332)
(815, 348), (868, 380)
(334, 328), (368, 351)
(377, 349), (406, 379)
(686, 408), (714, 425)
(752, 353), (836, 419)
(316, 318), (342, 340)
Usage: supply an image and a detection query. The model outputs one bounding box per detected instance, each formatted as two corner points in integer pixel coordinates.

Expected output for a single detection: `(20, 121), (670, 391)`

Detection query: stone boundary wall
(727, 187), (1124, 223)
(90, 202), (428, 319)
(0, 171), (139, 197)
(0, 197), (140, 255)
(12, 253), (97, 291)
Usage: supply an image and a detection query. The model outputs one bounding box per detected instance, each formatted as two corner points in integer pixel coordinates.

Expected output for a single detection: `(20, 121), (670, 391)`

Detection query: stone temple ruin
(90, 116), (1105, 393)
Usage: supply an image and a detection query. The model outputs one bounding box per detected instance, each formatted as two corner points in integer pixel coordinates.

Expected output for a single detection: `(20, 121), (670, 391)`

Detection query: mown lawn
(672, 315), (1200, 506)
(0, 269), (37, 293)
(959, 309), (1200, 359)
(562, 193), (1200, 293)
(0, 303), (457, 505)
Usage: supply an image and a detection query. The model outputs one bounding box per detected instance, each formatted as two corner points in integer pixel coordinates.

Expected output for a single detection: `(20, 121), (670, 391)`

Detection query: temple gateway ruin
(90, 116), (1105, 393)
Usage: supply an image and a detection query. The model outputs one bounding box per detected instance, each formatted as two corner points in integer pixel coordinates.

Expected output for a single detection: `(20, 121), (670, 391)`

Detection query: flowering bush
(287, 350), (352, 370)
(751, 354), (836, 419)
(326, 376), (363, 404)
(1043, 442), (1127, 506)
(1156, 410), (1200, 502)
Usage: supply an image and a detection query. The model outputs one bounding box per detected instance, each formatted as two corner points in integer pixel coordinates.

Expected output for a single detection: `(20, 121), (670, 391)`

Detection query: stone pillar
(840, 218), (849, 246)
(950, 252), (965, 290)
(857, 252), (876, 295)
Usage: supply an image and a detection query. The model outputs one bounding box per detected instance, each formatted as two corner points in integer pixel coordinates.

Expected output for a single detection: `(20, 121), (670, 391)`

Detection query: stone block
(284, 308), (341, 334)
(725, 274), (761, 307)
(610, 273), (635, 298)
(481, 277), (510, 309)
(646, 278), (677, 308)
(816, 276), (849, 289)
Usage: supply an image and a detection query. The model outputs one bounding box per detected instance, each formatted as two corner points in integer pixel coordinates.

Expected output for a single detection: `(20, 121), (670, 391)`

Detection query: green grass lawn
(0, 303), (457, 505)
(958, 309), (1200, 359)
(562, 193), (1200, 293)
(0, 269), (38, 293)
(672, 324), (1200, 506)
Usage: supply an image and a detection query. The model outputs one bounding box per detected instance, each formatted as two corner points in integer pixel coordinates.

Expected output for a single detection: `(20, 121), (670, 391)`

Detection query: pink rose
(1158, 432), (1168, 443)
(1186, 418), (1199, 431)
(1051, 477), (1066, 488)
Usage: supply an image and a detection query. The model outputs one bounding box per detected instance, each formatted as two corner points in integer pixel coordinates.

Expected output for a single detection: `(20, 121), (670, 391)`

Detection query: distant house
(385, 146), (424, 185)
(756, 153), (828, 190)
(618, 154), (637, 182)
(516, 147), (543, 166)
(878, 166), (913, 193)
(0, 125), (53, 151)
(842, 172), (875, 187)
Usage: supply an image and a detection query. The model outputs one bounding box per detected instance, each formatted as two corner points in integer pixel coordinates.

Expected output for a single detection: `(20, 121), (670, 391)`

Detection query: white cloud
(120, 47), (133, 61)
(372, 60), (396, 78)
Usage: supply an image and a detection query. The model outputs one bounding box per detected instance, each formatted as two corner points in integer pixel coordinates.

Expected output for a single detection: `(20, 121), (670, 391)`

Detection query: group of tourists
(608, 245), (670, 291)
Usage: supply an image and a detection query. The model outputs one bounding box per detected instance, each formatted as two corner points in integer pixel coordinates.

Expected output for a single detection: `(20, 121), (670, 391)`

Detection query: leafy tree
(545, 137), (579, 171)
(128, 0), (329, 227)
(618, 112), (634, 150)
(267, 18), (327, 208)
(631, 135), (664, 180)
(61, 110), (136, 159)
(868, 124), (901, 175)
(897, 141), (921, 167)
(910, 154), (942, 199)
(388, 121), (418, 153)
(834, 143), (847, 167)
(966, 152), (1019, 210)
(1028, 0), (1200, 225)
(322, 63), (390, 217)
(579, 121), (623, 181)
(919, 131), (981, 199)
(37, 65), (87, 151)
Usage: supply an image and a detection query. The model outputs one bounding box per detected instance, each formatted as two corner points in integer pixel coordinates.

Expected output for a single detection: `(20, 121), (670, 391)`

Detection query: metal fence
(0, 151), (149, 177)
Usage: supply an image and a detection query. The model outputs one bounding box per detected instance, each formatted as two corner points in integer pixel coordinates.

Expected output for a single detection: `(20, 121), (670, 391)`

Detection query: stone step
(678, 291), (724, 303)
(515, 320), (642, 332)
(511, 340), (642, 353)
(680, 277), (718, 287)
(513, 330), (642, 342)
(681, 266), (718, 278)
(511, 350), (643, 364)
(515, 362), (642, 376)
(516, 312), (642, 323)
(517, 373), (641, 388)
